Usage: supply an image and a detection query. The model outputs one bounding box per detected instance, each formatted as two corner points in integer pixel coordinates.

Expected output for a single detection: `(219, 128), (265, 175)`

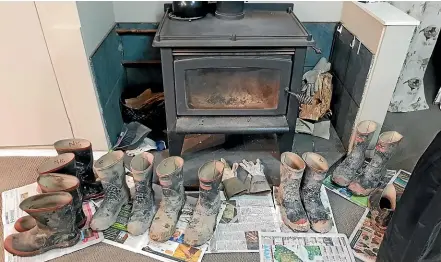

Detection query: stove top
(153, 8), (314, 48)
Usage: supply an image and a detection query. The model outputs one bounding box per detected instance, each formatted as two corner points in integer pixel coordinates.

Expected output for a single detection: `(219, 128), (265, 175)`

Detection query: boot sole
(331, 175), (350, 187)
(282, 217), (310, 232)
(311, 220), (332, 233)
(4, 233), (80, 257)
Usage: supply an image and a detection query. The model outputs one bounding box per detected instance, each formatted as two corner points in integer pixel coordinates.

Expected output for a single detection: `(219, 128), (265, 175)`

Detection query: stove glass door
(174, 56), (292, 116)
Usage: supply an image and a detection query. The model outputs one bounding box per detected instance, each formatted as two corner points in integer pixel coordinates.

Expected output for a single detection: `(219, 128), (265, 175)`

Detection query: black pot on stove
(171, 1), (209, 20)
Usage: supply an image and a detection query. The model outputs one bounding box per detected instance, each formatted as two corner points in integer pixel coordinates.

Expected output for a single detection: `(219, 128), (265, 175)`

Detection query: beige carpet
(0, 156), (365, 262)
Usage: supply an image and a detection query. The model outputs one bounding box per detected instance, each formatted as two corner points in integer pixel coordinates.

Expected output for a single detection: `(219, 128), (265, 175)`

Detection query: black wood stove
(153, 4), (314, 156)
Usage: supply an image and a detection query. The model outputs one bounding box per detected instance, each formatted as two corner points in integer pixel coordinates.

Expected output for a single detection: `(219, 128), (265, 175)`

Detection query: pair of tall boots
(89, 151), (155, 235)
(149, 157), (224, 247)
(279, 152), (332, 233)
(5, 174), (84, 256)
(331, 120), (403, 196)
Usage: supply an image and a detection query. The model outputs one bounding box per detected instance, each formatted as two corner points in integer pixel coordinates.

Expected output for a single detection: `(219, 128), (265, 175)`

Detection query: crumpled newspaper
(301, 57), (331, 98)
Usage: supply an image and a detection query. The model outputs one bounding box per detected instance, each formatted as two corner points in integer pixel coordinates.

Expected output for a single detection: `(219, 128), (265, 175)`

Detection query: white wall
(112, 1), (342, 23)
(113, 1), (166, 22)
(293, 1), (342, 22)
(76, 1), (115, 56)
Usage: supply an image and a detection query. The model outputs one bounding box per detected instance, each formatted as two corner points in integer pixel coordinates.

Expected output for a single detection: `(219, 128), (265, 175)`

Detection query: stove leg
(277, 132), (294, 153)
(168, 132), (185, 156)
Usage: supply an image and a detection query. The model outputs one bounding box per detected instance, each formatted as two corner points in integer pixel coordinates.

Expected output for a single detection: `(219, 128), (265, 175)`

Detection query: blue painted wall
(90, 26), (125, 146)
(303, 22), (337, 70)
(118, 23), (162, 88)
(118, 23), (160, 62)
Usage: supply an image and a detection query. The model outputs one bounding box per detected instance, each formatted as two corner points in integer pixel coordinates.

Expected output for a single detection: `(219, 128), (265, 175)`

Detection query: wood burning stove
(153, 4), (314, 156)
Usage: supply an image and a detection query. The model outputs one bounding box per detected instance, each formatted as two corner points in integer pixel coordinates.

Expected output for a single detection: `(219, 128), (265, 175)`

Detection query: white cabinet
(338, 2), (419, 151)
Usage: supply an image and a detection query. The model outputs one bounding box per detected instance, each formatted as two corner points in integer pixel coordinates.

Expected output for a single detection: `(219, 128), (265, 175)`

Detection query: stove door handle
(284, 87), (313, 105)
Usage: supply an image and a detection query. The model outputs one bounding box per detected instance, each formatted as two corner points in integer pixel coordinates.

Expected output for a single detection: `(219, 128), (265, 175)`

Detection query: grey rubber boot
(301, 152), (332, 233)
(149, 156), (185, 242)
(349, 131), (403, 196)
(184, 160), (224, 246)
(331, 120), (377, 186)
(127, 152), (155, 236)
(14, 174), (86, 232)
(279, 152), (309, 232)
(4, 192), (80, 257)
(90, 151), (130, 231)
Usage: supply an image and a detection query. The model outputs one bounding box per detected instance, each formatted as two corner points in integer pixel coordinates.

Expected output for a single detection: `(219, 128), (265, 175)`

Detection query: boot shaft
(280, 152), (305, 182)
(302, 152), (329, 185)
(156, 156), (184, 195)
(37, 173), (83, 209)
(130, 152), (154, 204)
(37, 153), (77, 176)
(93, 151), (126, 187)
(130, 152), (154, 183)
(19, 192), (76, 232)
(370, 131), (403, 169)
(54, 139), (94, 181)
(352, 120), (377, 151)
(198, 160), (224, 206)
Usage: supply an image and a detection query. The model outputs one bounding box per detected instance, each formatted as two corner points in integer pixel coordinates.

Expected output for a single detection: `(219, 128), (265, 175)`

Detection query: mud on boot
(90, 151), (130, 231)
(127, 152), (155, 236)
(348, 131), (403, 196)
(184, 160), (224, 246)
(331, 120), (377, 187)
(14, 174), (86, 232)
(54, 139), (104, 200)
(4, 192), (80, 257)
(149, 156), (185, 242)
(301, 152), (332, 233)
(279, 152), (309, 232)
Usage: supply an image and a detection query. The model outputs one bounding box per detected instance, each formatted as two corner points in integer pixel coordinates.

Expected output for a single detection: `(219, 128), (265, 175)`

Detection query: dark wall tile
(304, 22), (337, 67)
(330, 24), (353, 83)
(344, 40), (372, 106)
(331, 75), (346, 138)
(341, 96), (359, 150)
(331, 75), (359, 149)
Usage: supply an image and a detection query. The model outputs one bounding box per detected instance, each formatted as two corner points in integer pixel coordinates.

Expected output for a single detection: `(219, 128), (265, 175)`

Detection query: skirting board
(0, 149), (108, 159)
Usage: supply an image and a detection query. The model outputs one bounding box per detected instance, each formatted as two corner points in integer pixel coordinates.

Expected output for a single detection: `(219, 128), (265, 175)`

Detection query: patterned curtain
(388, 2), (441, 112)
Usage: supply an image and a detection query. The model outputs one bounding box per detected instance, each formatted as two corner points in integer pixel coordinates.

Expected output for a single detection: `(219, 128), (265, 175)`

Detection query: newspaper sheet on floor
(272, 185), (338, 233)
(348, 169), (411, 262)
(96, 177), (225, 262)
(259, 232), (356, 262)
(2, 182), (104, 262)
(207, 192), (280, 253)
(323, 162), (397, 207)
